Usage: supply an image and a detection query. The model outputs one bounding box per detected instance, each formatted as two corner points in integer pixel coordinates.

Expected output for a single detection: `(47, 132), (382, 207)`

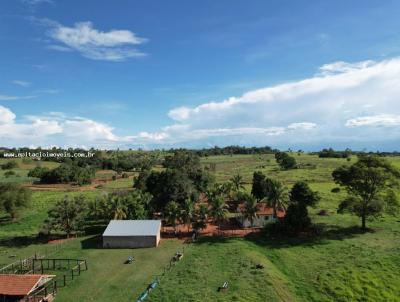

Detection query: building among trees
(236, 203), (285, 228)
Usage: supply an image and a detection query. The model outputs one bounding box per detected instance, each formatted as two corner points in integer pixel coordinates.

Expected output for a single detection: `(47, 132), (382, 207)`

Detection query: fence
(136, 239), (193, 302)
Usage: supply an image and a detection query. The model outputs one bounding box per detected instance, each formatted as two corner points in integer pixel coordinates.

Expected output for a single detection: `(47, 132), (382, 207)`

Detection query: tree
(46, 195), (87, 238)
(124, 190), (151, 219)
(108, 194), (128, 220)
(283, 181), (320, 234)
(266, 179), (288, 218)
(333, 155), (399, 229)
(0, 183), (31, 220)
(163, 150), (212, 192)
(275, 152), (297, 170)
(251, 171), (267, 201)
(87, 195), (107, 220)
(230, 173), (245, 192)
(133, 168), (151, 191)
(87, 190), (151, 221)
(241, 193), (258, 227)
(146, 169), (197, 211)
(28, 166), (50, 179)
(181, 198), (195, 233)
(30, 164), (94, 185)
(192, 203), (209, 232)
(209, 195), (229, 233)
(164, 201), (181, 235)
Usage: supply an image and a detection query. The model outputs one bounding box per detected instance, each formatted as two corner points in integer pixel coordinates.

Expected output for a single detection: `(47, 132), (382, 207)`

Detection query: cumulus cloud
(46, 21), (147, 61)
(0, 106), (131, 148)
(0, 106), (16, 125)
(152, 57), (400, 148)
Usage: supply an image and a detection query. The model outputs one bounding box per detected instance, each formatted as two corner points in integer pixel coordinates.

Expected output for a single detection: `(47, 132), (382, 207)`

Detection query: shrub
(4, 170), (16, 178)
(275, 152), (297, 170)
(1, 161), (18, 170)
(331, 187), (341, 193)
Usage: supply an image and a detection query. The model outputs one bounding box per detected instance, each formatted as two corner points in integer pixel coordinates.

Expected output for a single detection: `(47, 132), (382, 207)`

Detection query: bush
(28, 164), (94, 185)
(1, 161), (18, 170)
(331, 187), (341, 193)
(0, 183), (31, 220)
(112, 175), (117, 181)
(122, 172), (129, 178)
(275, 152), (297, 170)
(4, 170), (16, 178)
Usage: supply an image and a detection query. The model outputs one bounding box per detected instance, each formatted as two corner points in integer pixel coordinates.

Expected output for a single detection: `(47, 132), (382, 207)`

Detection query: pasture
(0, 154), (399, 301)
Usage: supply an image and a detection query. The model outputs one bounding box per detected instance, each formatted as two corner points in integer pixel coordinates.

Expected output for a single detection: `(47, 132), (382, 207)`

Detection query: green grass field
(0, 154), (399, 301)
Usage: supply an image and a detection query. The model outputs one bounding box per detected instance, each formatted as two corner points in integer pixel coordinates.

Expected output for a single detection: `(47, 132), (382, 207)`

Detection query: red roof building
(237, 202), (285, 228)
(0, 274), (54, 299)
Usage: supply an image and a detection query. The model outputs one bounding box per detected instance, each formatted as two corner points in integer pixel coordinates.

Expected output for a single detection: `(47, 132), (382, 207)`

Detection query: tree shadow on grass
(0, 235), (49, 248)
(0, 232), (80, 249)
(191, 224), (375, 249)
(244, 224), (375, 249)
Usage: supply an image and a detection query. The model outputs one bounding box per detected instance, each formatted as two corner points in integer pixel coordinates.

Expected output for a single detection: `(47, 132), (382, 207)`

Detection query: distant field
(0, 154), (399, 301)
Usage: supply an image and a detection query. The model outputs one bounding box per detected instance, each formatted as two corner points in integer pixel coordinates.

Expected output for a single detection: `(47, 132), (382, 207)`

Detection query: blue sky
(1, 0), (400, 150)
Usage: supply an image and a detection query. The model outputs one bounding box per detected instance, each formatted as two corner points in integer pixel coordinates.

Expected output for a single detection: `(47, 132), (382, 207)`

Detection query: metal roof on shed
(103, 220), (161, 237)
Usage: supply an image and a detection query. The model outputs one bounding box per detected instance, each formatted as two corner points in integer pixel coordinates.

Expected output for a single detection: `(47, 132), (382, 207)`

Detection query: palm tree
(265, 179), (288, 218)
(197, 203), (209, 222)
(109, 195), (127, 220)
(192, 203), (209, 233)
(230, 173), (246, 192)
(242, 195), (258, 227)
(181, 198), (195, 233)
(209, 196), (229, 233)
(164, 201), (181, 235)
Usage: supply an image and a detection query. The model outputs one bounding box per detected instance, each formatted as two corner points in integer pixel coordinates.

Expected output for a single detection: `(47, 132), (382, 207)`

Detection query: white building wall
(237, 214), (277, 228)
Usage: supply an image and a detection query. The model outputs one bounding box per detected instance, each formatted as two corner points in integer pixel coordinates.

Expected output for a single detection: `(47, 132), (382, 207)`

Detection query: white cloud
(21, 0), (54, 5)
(287, 122), (317, 130)
(0, 94), (36, 101)
(34, 89), (61, 94)
(63, 119), (118, 142)
(346, 114), (400, 127)
(0, 106), (128, 148)
(156, 57), (400, 148)
(0, 106), (16, 125)
(12, 80), (31, 87)
(47, 21), (147, 61)
(318, 60), (376, 76)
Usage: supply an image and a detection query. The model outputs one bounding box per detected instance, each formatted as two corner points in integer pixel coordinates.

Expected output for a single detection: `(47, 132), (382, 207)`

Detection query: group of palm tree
(163, 172), (289, 234)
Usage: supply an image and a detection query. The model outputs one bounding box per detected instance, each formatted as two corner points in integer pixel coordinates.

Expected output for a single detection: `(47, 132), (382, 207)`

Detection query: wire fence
(136, 238), (194, 302)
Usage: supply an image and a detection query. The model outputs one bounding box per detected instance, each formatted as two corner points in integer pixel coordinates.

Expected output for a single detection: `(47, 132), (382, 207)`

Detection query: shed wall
(103, 235), (158, 248)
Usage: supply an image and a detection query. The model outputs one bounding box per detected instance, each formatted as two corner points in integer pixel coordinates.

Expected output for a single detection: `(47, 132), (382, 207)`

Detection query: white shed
(102, 220), (161, 248)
